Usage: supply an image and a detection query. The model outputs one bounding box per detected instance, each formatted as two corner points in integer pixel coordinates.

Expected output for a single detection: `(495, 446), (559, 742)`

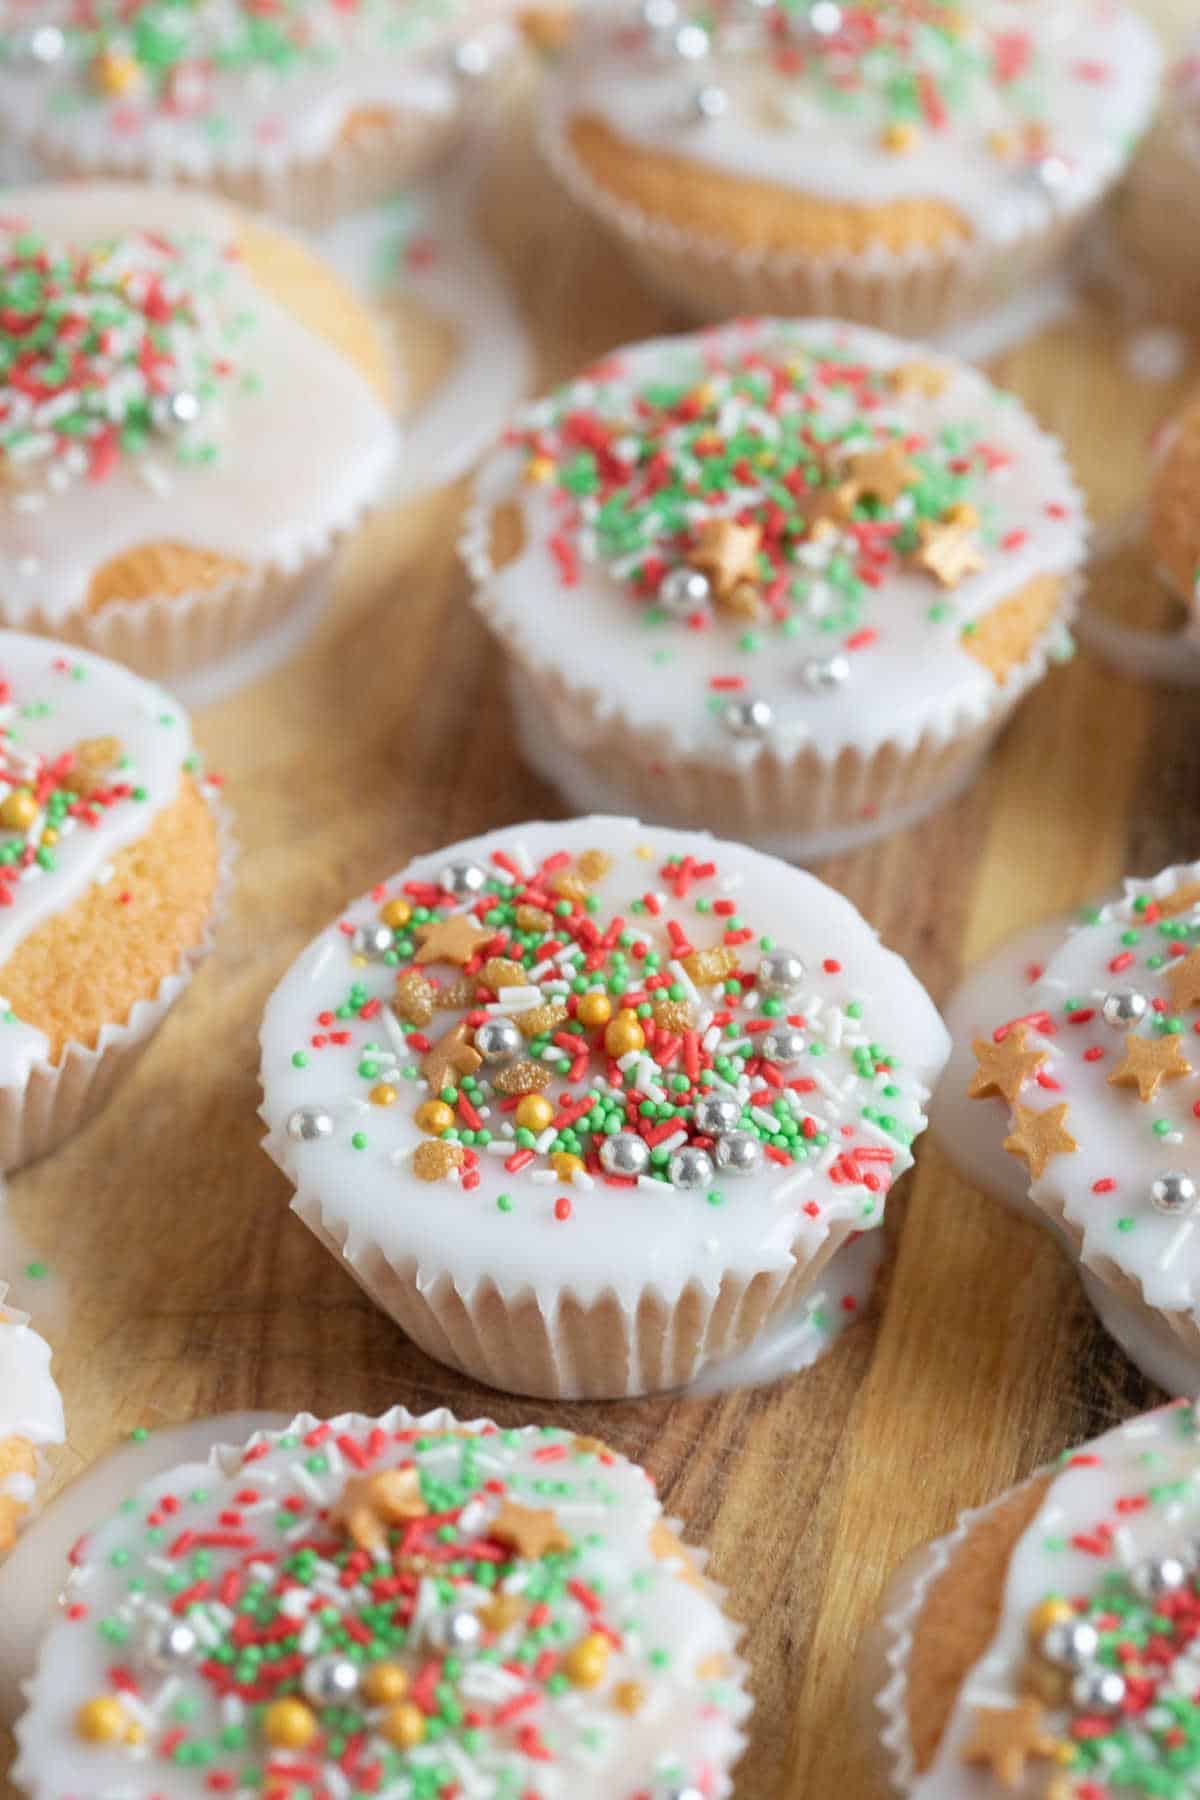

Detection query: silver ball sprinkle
(756, 950), (805, 998)
(664, 1789), (705, 1800)
(1039, 1617), (1100, 1671)
(714, 1129), (764, 1177)
(799, 652), (851, 693)
(1032, 154), (1072, 196)
(1101, 989), (1148, 1029)
(11, 22), (66, 66)
(154, 388), (202, 433)
(1151, 1171), (1199, 1217)
(351, 922), (394, 960)
(1070, 1667), (1126, 1715)
(724, 697), (774, 739)
(439, 860), (488, 897)
(141, 1618), (199, 1671)
(474, 1017), (524, 1064)
(287, 1106), (334, 1143)
(1129, 1553), (1191, 1599)
(692, 1093), (742, 1136)
(600, 1131), (652, 1177)
(452, 37), (492, 77)
(690, 82), (728, 121)
(658, 565), (711, 615)
(430, 1604), (484, 1652)
(668, 1145), (715, 1189)
(803, 1), (842, 35)
(759, 1026), (805, 1065)
(673, 21), (710, 58)
(301, 1653), (361, 1706)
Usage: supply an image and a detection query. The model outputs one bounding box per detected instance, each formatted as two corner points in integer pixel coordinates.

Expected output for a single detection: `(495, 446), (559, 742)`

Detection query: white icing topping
(0, 184), (396, 623)
(909, 1404), (1200, 1798)
(259, 814), (949, 1308)
(984, 861), (1200, 1321)
(546, 0), (1161, 250)
(0, 630), (199, 1082)
(0, 1297), (62, 1452)
(0, 0), (516, 175)
(14, 1406), (751, 1799)
(468, 317), (1085, 763)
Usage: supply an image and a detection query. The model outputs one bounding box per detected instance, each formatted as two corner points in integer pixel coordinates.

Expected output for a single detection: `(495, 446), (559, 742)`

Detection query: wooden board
(1, 4), (1195, 1791)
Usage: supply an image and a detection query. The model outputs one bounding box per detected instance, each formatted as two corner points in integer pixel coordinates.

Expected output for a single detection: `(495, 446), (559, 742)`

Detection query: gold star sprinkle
(413, 913), (493, 967)
(1108, 1032), (1193, 1103)
(916, 521), (985, 587)
(332, 1467), (428, 1553)
(961, 1700), (1060, 1789)
(422, 1022), (483, 1095)
(489, 1501), (573, 1560)
(1167, 948), (1200, 1013)
(889, 361), (949, 399)
(839, 442), (918, 508)
(688, 518), (763, 601)
(1003, 1104), (1078, 1179)
(969, 1028), (1048, 1105)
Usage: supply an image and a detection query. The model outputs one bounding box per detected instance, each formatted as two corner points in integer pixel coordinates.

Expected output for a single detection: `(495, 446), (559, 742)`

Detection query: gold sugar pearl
(604, 1008), (645, 1058)
(551, 1151), (584, 1182)
(369, 1084), (398, 1107)
(263, 1698), (319, 1749)
(515, 1094), (554, 1133)
(363, 1663), (409, 1704)
(382, 1701), (427, 1748)
(576, 991), (613, 1029)
(76, 1696), (130, 1744)
(612, 1679), (646, 1715)
(0, 790), (37, 832)
(881, 121), (918, 153)
(380, 898), (412, 930)
(415, 1099), (455, 1135)
(562, 1631), (611, 1688)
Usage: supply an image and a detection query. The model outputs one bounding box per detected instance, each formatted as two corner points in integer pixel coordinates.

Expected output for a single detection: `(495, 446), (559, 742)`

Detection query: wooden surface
(2, 6), (1196, 1791)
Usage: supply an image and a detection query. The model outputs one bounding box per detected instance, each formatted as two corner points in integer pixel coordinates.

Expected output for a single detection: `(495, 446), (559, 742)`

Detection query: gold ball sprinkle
(382, 1700), (427, 1748)
(76, 1696), (130, 1744)
(415, 1099), (455, 1135)
(363, 1663), (409, 1704)
(369, 1083), (398, 1107)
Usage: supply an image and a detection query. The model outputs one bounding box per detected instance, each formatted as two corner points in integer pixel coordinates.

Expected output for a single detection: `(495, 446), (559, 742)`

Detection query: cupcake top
(0, 631), (204, 1080)
(14, 1405), (750, 1800)
(468, 318), (1084, 762)
(260, 814), (948, 1304)
(0, 0), (513, 178)
(545, 0), (1161, 251)
(0, 1286), (64, 1551)
(902, 1402), (1200, 1798)
(0, 183), (395, 625)
(973, 860), (1200, 1320)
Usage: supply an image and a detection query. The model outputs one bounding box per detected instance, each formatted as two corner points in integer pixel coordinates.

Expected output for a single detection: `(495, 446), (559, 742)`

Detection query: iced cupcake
(260, 814), (949, 1398)
(0, 0), (519, 227)
(1148, 389), (1200, 621)
(13, 1405), (751, 1798)
(0, 630), (224, 1170)
(0, 183), (395, 692)
(1118, 33), (1200, 317)
(0, 1289), (63, 1556)
(871, 1401), (1200, 1799)
(969, 859), (1200, 1394)
(465, 317), (1085, 859)
(541, 0), (1161, 333)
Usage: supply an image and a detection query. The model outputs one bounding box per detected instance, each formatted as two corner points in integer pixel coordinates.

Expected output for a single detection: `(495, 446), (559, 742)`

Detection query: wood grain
(1, 4), (1195, 1792)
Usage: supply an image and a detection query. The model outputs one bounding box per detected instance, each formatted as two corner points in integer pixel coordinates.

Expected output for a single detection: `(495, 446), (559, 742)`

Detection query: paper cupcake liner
(461, 480), (1083, 859)
(540, 112), (1088, 336)
(1033, 1186), (1200, 1387)
(279, 1154), (863, 1397)
(869, 1475), (1047, 1795)
(0, 791), (235, 1172)
(24, 111), (467, 232)
(15, 541), (343, 697)
(0, 1286), (63, 1559)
